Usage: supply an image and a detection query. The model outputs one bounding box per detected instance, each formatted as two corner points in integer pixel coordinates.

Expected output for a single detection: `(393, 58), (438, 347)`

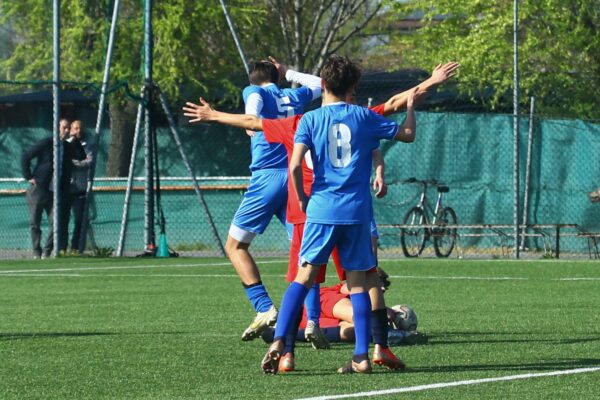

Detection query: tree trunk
(105, 100), (138, 177)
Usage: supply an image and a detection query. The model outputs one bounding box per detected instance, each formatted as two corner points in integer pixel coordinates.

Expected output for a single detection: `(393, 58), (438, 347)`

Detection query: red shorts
(287, 223), (326, 283)
(286, 223), (345, 283)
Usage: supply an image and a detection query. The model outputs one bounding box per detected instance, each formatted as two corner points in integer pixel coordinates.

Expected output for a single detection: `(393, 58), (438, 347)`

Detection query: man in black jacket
(21, 119), (77, 258)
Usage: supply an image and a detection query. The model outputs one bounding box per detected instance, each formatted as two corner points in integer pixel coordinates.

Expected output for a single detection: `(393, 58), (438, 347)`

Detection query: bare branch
(310, 2), (348, 74)
(272, 0), (294, 63)
(293, 0), (303, 70)
(302, 0), (333, 61)
(329, 3), (382, 55)
(337, 0), (368, 27)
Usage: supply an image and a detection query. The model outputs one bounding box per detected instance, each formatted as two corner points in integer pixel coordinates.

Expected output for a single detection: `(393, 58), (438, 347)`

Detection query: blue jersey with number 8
(243, 84), (313, 171)
(294, 102), (398, 224)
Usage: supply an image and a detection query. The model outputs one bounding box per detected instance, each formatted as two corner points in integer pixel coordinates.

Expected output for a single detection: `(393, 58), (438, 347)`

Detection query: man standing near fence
(21, 118), (71, 258)
(226, 59), (322, 341)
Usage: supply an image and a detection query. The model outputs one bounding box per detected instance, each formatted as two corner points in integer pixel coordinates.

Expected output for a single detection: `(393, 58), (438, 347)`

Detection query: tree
(265, 0), (382, 74)
(380, 0), (600, 119)
(0, 0), (277, 175)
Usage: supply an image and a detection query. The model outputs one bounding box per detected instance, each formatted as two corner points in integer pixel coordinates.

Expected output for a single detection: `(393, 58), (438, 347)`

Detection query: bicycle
(399, 177), (458, 258)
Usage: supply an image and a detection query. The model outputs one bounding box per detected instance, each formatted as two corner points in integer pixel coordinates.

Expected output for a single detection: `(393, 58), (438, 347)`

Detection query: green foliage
(91, 246), (114, 257)
(382, 0), (600, 119)
(0, 0), (279, 105)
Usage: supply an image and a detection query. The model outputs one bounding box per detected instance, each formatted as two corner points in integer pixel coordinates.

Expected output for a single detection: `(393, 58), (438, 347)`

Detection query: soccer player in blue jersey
(228, 58), (322, 341)
(261, 55), (417, 374)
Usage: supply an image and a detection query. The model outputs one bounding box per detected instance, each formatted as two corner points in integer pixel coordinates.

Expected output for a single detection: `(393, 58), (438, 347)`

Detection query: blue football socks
(350, 292), (372, 356)
(243, 281), (273, 313)
(305, 284), (321, 323)
(274, 282), (309, 341)
(284, 308), (303, 355)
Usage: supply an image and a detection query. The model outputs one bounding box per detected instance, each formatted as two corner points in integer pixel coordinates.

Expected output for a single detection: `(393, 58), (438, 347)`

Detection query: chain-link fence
(1, 79), (599, 259)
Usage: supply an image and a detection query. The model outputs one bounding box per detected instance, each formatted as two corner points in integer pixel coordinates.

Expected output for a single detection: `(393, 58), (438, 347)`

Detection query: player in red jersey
(184, 61), (459, 372)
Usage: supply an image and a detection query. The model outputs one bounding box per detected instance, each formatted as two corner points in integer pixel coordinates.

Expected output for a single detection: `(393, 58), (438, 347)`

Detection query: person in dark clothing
(67, 120), (92, 253)
(21, 119), (81, 257)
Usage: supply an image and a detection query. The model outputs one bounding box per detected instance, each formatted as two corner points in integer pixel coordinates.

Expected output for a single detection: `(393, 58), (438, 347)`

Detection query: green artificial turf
(1, 257), (599, 399)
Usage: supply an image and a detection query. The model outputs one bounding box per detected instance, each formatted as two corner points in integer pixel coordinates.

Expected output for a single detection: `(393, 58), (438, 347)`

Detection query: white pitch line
(3, 272), (599, 282)
(0, 273), (249, 278)
(295, 367), (600, 400)
(388, 275), (529, 281)
(0, 260), (287, 274)
(556, 277), (600, 281)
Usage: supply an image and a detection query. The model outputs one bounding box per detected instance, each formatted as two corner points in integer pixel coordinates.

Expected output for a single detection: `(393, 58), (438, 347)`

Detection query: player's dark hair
(320, 55), (361, 98)
(248, 61), (279, 85)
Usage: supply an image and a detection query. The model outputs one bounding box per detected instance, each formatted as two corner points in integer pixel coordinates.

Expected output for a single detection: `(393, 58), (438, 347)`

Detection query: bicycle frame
(413, 180), (445, 230)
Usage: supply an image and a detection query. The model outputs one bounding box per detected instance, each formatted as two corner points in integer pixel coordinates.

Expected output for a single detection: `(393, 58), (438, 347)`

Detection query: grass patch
(1, 258), (599, 399)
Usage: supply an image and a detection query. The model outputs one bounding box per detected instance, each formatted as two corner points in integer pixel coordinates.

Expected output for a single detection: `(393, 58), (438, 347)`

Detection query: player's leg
(228, 170), (288, 340)
(304, 264), (329, 349)
(261, 261), (321, 374)
(262, 222), (337, 373)
(286, 224), (329, 353)
(340, 269), (372, 374)
(339, 321), (355, 342)
(226, 234), (277, 341)
(367, 270), (406, 371)
(335, 223), (376, 374)
(369, 222), (406, 370)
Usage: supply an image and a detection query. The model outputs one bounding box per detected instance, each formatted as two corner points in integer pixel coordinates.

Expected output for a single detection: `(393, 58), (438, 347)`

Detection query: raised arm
(382, 62), (459, 116)
(290, 143), (310, 213)
(269, 56), (322, 100)
(393, 88), (417, 143)
(183, 98), (264, 131)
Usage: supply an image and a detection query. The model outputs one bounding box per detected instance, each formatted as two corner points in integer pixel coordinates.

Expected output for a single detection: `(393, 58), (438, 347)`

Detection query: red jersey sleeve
(369, 103), (386, 116)
(262, 115), (302, 152)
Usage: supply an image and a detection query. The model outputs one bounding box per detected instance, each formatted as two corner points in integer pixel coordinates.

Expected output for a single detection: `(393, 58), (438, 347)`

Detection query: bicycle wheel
(433, 207), (457, 257)
(400, 207), (427, 257)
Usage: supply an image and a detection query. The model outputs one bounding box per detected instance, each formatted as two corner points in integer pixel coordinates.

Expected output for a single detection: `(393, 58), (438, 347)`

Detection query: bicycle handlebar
(402, 177), (444, 187)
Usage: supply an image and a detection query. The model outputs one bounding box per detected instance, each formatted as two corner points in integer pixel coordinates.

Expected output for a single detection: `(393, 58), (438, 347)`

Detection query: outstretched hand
(182, 98), (214, 123)
(430, 62), (460, 85)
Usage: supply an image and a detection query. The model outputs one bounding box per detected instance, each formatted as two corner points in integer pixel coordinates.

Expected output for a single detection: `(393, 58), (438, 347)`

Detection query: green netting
(1, 112), (599, 258)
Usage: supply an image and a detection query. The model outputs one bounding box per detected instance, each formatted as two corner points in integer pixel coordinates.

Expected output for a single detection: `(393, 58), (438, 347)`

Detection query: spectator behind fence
(67, 120), (92, 253)
(21, 119), (73, 258)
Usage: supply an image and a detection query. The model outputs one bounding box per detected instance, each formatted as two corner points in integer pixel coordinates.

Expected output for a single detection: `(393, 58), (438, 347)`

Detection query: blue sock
(284, 308), (303, 355)
(350, 292), (372, 356)
(305, 284), (321, 323)
(273, 282), (309, 341)
(243, 282), (273, 313)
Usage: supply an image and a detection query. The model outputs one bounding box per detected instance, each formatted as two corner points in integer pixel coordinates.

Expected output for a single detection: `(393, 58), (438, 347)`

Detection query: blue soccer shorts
(230, 169), (291, 242)
(370, 217), (379, 239)
(299, 222), (375, 271)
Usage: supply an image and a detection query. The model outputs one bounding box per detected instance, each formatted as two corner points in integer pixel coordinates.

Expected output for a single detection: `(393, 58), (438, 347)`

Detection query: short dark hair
(248, 61), (279, 85)
(320, 55), (361, 97)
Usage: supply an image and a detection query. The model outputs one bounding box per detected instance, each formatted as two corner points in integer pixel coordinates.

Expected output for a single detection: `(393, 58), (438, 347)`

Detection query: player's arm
(381, 62), (459, 116)
(393, 88), (417, 143)
(372, 149), (387, 198)
(183, 98), (264, 131)
(269, 56), (322, 100)
(290, 143), (310, 213)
